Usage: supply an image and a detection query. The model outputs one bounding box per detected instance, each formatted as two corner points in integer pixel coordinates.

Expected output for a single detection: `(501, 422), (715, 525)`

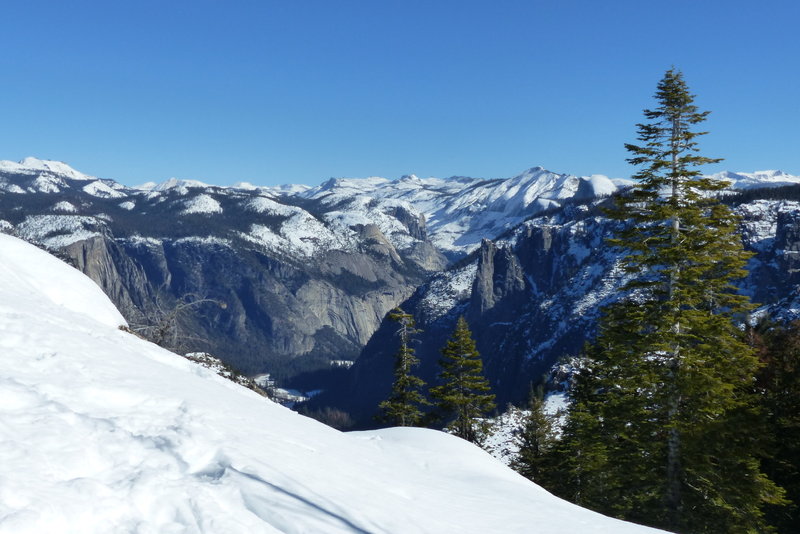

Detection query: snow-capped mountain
(0, 233), (665, 533)
(709, 170), (800, 190)
(0, 158), (450, 382)
(0, 158), (631, 386)
(2, 156), (799, 408)
(301, 167), (619, 257)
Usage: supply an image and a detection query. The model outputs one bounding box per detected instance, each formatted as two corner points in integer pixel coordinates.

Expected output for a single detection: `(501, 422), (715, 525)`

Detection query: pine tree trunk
(665, 114), (683, 530)
(666, 360), (682, 530)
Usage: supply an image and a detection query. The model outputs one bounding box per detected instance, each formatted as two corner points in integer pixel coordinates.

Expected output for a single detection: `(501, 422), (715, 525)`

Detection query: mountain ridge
(2, 156), (799, 403)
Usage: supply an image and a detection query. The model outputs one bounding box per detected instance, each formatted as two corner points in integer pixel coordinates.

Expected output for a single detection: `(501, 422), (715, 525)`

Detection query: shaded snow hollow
(0, 234), (663, 533)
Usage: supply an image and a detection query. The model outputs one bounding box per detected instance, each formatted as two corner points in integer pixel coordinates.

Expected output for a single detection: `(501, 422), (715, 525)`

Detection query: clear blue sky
(1, 0), (798, 186)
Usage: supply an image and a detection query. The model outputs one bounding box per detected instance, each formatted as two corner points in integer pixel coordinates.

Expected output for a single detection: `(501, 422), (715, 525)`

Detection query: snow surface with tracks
(0, 234), (664, 533)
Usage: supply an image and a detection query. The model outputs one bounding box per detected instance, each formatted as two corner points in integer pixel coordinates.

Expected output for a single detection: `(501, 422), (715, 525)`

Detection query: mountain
(314, 191), (800, 423)
(0, 158), (447, 383)
(2, 157), (799, 407)
(300, 167), (618, 258)
(0, 233), (664, 533)
(709, 169), (800, 190)
(0, 158), (625, 387)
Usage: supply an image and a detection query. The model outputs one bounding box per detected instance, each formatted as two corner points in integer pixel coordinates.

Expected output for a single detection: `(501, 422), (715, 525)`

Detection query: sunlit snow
(16, 215), (102, 248)
(52, 201), (78, 213)
(0, 157), (95, 181)
(182, 194), (223, 215)
(83, 180), (127, 199)
(0, 234), (663, 533)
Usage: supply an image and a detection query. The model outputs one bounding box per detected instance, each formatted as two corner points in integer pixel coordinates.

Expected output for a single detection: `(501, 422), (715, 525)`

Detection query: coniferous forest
(374, 69), (800, 534)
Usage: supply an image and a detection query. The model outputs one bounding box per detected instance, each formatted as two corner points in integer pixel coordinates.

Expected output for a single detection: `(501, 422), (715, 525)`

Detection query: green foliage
(430, 316), (496, 444)
(753, 320), (800, 533)
(377, 308), (428, 427)
(511, 387), (557, 484)
(555, 69), (785, 533)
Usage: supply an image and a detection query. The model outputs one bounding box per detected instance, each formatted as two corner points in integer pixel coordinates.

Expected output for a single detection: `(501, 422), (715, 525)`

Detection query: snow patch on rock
(419, 263), (477, 322)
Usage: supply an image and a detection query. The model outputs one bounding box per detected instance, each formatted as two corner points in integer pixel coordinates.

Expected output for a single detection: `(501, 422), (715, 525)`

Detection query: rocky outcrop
(62, 234), (157, 319)
(317, 196), (800, 426)
(469, 239), (527, 317)
(776, 209), (800, 282)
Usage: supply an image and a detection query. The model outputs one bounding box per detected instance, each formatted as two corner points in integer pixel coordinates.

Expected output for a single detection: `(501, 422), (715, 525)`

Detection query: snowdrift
(0, 234), (662, 533)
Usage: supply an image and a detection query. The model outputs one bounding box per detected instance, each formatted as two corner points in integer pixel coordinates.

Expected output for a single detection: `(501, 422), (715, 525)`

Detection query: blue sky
(1, 0), (798, 186)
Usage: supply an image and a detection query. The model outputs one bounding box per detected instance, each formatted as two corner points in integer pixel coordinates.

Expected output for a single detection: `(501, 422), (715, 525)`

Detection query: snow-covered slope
(0, 157), (96, 182)
(0, 234), (662, 533)
(710, 170), (800, 190)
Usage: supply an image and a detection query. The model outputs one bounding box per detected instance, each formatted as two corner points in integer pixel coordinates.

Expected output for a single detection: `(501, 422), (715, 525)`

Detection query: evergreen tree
(430, 316), (495, 444)
(557, 69), (784, 532)
(512, 386), (556, 484)
(377, 308), (428, 426)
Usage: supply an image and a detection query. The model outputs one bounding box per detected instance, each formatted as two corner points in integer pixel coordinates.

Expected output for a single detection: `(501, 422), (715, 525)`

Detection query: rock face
(0, 160), (445, 381)
(470, 238), (528, 317)
(315, 195), (800, 425)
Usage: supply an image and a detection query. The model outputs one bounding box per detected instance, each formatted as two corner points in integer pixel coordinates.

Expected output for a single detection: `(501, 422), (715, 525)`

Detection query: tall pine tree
(558, 69), (784, 532)
(430, 316), (495, 444)
(377, 308), (428, 427)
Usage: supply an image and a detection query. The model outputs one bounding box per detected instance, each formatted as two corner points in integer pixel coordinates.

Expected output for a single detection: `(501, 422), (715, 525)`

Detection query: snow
(419, 263), (477, 321)
(16, 215), (103, 248)
(0, 234), (662, 533)
(244, 196), (299, 217)
(231, 182), (313, 196)
(82, 180), (127, 199)
(322, 196), (420, 251)
(544, 391), (570, 437)
(0, 181), (25, 194)
(0, 157), (95, 181)
(31, 174), (64, 193)
(133, 181), (158, 191)
(0, 235), (124, 326)
(581, 174), (617, 197)
(52, 201), (78, 213)
(174, 236), (232, 247)
(151, 177), (211, 193)
(482, 406), (530, 466)
(302, 167), (623, 256)
(118, 200), (136, 211)
(241, 213), (354, 257)
(240, 199), (360, 257)
(710, 170), (800, 190)
(182, 194), (223, 215)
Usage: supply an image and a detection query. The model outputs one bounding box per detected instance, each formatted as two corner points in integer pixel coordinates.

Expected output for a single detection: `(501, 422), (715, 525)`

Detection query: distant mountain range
(2, 157), (799, 420)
